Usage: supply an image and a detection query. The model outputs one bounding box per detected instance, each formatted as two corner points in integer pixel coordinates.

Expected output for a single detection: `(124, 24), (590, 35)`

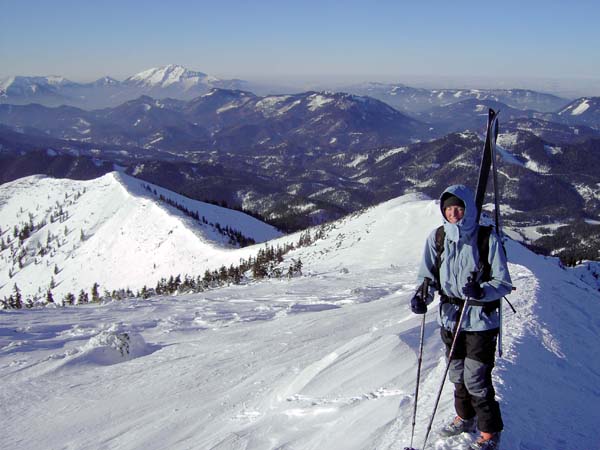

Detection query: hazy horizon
(2, 66), (600, 99)
(2, 0), (599, 98)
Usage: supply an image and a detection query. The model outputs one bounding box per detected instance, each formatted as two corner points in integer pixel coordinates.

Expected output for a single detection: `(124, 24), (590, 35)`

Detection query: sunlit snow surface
(1, 194), (599, 450)
(570, 99), (590, 116)
(0, 172), (282, 300)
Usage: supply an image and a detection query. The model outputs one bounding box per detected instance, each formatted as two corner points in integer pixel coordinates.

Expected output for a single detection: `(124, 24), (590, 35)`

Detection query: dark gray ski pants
(440, 327), (503, 433)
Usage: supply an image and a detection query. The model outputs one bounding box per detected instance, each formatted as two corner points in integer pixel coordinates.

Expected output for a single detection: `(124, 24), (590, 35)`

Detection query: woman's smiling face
(444, 205), (465, 224)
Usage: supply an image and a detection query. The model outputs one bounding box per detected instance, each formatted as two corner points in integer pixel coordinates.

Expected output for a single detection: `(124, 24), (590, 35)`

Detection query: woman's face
(444, 205), (465, 224)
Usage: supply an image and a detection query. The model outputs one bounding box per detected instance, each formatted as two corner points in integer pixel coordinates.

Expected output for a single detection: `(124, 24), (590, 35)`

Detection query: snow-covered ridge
(1, 191), (599, 449)
(0, 172), (282, 300)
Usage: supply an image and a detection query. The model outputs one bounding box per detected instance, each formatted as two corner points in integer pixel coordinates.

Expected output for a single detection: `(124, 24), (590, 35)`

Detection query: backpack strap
(434, 226), (445, 289)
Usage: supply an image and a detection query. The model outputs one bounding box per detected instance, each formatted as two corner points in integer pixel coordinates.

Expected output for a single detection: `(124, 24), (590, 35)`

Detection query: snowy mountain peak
(1, 75), (75, 90)
(0, 67), (245, 107)
(125, 64), (212, 89)
(90, 76), (120, 87)
(44, 75), (72, 86)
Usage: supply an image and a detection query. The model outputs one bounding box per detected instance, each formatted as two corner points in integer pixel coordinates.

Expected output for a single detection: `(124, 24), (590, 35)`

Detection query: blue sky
(1, 0), (598, 89)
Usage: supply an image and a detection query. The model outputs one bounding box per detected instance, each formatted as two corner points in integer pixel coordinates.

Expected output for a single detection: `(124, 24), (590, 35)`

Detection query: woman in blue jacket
(412, 184), (512, 450)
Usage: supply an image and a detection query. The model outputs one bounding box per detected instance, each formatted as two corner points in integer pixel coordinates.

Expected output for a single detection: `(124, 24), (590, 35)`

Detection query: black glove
(462, 278), (484, 300)
(410, 281), (434, 314)
(410, 295), (427, 314)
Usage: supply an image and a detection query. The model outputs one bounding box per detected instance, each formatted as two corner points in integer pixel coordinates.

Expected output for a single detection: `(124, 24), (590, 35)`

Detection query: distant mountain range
(0, 65), (248, 109)
(341, 82), (571, 113)
(0, 76), (599, 257)
(414, 97), (600, 135)
(0, 64), (583, 115)
(1, 87), (599, 157)
(0, 89), (428, 154)
(1, 114), (598, 235)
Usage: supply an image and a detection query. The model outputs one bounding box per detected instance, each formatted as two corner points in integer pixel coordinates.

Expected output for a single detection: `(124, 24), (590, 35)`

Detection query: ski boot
(438, 415), (476, 437)
(470, 432), (501, 449)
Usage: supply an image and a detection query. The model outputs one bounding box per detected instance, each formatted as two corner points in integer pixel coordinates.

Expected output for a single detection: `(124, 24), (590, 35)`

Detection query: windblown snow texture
(1, 189), (599, 450)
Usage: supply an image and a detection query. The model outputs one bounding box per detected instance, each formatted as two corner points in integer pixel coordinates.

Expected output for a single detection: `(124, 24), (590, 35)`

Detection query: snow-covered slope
(557, 96), (600, 129)
(1, 194), (599, 450)
(0, 172), (282, 301)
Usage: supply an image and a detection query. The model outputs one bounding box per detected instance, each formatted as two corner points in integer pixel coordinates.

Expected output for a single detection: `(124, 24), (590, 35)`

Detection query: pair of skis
(475, 108), (505, 358)
(405, 109), (504, 450)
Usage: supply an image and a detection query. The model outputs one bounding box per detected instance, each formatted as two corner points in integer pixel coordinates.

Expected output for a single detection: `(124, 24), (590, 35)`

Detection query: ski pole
(420, 273), (476, 450)
(406, 278), (430, 450)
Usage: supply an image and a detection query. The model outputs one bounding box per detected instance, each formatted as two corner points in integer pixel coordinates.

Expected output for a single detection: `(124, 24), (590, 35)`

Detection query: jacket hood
(440, 184), (477, 241)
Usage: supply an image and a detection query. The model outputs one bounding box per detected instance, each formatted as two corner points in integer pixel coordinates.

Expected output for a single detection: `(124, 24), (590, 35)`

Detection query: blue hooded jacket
(417, 184), (513, 332)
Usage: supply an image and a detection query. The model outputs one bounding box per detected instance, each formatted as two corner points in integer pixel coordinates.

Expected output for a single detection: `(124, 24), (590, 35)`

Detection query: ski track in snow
(1, 194), (599, 450)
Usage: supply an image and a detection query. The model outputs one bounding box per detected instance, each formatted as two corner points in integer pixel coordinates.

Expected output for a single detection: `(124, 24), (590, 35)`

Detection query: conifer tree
(64, 292), (75, 306)
(155, 279), (164, 295)
(219, 265), (228, 282)
(91, 283), (100, 303)
(46, 290), (54, 304)
(294, 258), (303, 275)
(12, 284), (22, 309)
(78, 290), (89, 305)
(202, 270), (212, 288)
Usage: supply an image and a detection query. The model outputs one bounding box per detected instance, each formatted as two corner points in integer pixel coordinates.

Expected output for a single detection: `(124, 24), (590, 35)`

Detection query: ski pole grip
(469, 271), (478, 283)
(422, 277), (431, 298)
